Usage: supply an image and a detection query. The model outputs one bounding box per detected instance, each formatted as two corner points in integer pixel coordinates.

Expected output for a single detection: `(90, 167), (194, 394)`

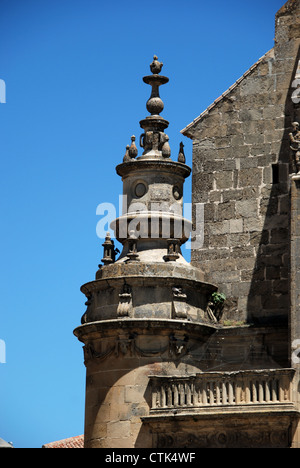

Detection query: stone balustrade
(150, 369), (294, 411)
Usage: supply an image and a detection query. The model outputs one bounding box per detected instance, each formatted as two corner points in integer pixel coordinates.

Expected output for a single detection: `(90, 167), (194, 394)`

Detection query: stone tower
(180, 0), (300, 448)
(74, 2), (300, 447)
(74, 56), (218, 448)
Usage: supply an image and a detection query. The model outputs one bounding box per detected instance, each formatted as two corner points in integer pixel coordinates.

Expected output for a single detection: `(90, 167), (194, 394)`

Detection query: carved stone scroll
(117, 284), (132, 317)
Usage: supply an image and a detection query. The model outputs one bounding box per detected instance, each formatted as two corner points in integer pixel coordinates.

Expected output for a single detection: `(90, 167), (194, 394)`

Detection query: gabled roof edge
(181, 48), (274, 139)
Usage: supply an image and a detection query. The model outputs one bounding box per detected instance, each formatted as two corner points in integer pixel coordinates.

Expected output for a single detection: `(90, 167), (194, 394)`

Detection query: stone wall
(182, 1), (300, 324)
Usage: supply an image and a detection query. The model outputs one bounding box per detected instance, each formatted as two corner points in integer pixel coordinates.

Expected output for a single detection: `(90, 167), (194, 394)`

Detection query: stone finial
(123, 145), (131, 163)
(101, 232), (115, 265)
(163, 239), (180, 262)
(178, 142), (186, 163)
(129, 135), (138, 159)
(150, 55), (163, 75)
(161, 134), (171, 158)
(126, 230), (140, 262)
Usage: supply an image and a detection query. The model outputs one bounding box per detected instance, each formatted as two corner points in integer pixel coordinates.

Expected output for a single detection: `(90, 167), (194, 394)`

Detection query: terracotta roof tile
(42, 435), (84, 448)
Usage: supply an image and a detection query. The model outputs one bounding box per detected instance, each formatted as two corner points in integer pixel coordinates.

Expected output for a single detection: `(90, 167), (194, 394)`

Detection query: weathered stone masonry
(74, 1), (300, 449)
(182, 2), (300, 325)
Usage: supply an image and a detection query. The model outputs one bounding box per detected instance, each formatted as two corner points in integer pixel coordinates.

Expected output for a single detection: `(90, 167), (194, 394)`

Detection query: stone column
(290, 173), (300, 447)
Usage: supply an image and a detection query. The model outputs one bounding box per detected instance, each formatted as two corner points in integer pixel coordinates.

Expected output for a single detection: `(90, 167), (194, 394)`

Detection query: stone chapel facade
(74, 0), (300, 449)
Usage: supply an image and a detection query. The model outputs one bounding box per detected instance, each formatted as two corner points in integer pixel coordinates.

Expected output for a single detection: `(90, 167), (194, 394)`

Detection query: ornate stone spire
(144, 55), (168, 116)
(112, 56), (192, 264)
(138, 55), (171, 160)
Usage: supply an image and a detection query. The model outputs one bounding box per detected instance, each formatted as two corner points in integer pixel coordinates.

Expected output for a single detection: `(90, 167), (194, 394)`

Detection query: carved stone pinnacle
(150, 55), (163, 75)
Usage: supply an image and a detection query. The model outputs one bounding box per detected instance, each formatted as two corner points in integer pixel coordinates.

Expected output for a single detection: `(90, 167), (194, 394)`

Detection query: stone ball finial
(150, 55), (163, 74)
(123, 145), (131, 163)
(129, 135), (138, 158)
(178, 142), (186, 163)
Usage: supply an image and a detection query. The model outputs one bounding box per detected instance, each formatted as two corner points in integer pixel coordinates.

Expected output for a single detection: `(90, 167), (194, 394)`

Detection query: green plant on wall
(207, 292), (226, 323)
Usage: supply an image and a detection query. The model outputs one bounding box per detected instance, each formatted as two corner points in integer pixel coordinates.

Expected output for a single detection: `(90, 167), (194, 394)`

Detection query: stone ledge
(116, 160), (191, 179)
(73, 318), (220, 342)
(143, 405), (300, 422)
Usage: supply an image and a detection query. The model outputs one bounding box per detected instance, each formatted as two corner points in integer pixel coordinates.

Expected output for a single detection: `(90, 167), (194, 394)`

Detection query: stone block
(236, 199), (258, 218)
(206, 220), (230, 235)
(266, 266), (281, 280)
(230, 245), (255, 258)
(232, 281), (252, 297)
(214, 171), (233, 189)
(239, 108), (263, 121)
(107, 420), (131, 439)
(244, 134), (265, 145)
(251, 144), (271, 157)
(222, 189), (243, 203)
(239, 157), (260, 169)
(124, 386), (145, 404)
(273, 279), (289, 294)
(227, 233), (250, 248)
(229, 219), (244, 233)
(210, 270), (241, 284)
(216, 201), (235, 221)
(249, 230), (269, 246)
(238, 168), (263, 188)
(270, 228), (289, 244)
(209, 234), (228, 248)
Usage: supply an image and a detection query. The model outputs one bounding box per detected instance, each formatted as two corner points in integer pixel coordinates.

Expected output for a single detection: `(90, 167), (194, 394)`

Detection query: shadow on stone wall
(247, 46), (300, 326)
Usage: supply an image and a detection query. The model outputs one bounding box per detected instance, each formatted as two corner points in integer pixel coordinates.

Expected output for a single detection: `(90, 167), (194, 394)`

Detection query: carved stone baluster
(265, 379), (271, 403)
(179, 383), (185, 407)
(197, 382), (202, 406)
(173, 382), (179, 407)
(245, 377), (251, 404)
(228, 381), (234, 405)
(202, 382), (208, 406)
(161, 385), (166, 408)
(272, 379), (279, 402)
(258, 381), (264, 403)
(222, 381), (228, 405)
(167, 385), (173, 407)
(208, 381), (214, 405)
(235, 378), (242, 405)
(216, 381), (221, 405)
(252, 381), (258, 404)
(279, 374), (290, 402)
(152, 387), (158, 409)
(186, 382), (192, 406)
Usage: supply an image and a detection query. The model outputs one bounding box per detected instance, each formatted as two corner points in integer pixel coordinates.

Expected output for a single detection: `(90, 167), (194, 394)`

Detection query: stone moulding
(116, 159), (191, 180)
(94, 261), (207, 283)
(81, 275), (215, 296)
(146, 412), (297, 448)
(74, 318), (219, 367)
(74, 317), (219, 338)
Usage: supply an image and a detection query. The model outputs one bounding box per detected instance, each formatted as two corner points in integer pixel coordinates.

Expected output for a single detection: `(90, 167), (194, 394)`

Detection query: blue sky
(0, 0), (284, 448)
